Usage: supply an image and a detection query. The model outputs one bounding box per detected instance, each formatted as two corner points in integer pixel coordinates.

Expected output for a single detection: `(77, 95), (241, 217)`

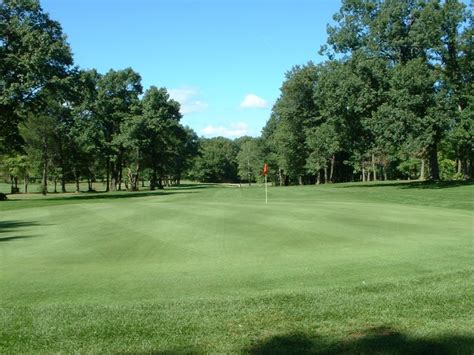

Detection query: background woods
(1, 0), (472, 192)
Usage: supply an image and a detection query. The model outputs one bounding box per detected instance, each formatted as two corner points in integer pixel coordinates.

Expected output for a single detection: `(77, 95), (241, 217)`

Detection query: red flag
(262, 163), (268, 176)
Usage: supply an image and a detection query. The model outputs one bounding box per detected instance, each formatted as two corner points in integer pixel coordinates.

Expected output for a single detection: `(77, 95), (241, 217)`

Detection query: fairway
(1, 182), (473, 353)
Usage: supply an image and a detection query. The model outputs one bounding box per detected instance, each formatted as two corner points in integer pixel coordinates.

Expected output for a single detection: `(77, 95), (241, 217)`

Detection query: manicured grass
(0, 181), (473, 353)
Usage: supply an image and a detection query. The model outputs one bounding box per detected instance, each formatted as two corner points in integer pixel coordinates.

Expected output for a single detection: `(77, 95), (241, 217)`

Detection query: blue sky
(41, 0), (342, 138)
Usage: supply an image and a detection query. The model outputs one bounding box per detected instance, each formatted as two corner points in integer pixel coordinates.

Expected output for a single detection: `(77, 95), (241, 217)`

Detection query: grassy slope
(0, 181), (473, 353)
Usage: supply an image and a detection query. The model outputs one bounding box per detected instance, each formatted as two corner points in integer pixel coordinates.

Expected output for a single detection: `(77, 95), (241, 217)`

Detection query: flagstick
(265, 175), (268, 204)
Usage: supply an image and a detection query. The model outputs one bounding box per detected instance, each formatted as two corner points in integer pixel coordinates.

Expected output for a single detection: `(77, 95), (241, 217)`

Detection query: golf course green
(0, 181), (473, 353)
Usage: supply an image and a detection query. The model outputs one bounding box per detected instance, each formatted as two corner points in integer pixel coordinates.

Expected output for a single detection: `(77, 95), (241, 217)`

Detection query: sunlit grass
(0, 181), (473, 353)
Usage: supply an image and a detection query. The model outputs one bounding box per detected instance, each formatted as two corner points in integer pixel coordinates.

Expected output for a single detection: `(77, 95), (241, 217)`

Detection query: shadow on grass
(39, 189), (203, 202)
(166, 183), (218, 190)
(247, 327), (474, 354)
(0, 220), (42, 243)
(151, 347), (203, 354)
(338, 180), (473, 190)
(0, 235), (35, 242)
(0, 220), (41, 232)
(43, 191), (173, 201)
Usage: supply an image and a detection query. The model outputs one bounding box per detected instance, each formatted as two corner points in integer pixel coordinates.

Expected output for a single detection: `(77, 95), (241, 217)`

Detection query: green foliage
(265, 64), (319, 184)
(0, 0), (73, 153)
(397, 157), (421, 180)
(306, 122), (339, 174)
(2, 0), (472, 188)
(439, 157), (457, 180)
(262, 0), (472, 184)
(94, 68), (143, 160)
(124, 86), (187, 189)
(236, 137), (264, 184)
(188, 137), (238, 183)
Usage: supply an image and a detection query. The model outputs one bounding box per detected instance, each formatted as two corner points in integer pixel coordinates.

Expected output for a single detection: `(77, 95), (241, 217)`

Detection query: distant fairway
(1, 182), (473, 353)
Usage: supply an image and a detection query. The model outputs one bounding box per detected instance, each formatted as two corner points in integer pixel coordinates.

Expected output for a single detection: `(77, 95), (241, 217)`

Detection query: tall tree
(139, 86), (181, 189)
(19, 108), (56, 195)
(270, 63), (319, 185)
(168, 126), (199, 186)
(236, 137), (263, 185)
(324, 0), (470, 180)
(94, 68), (142, 191)
(306, 122), (340, 184)
(0, 0), (73, 154)
(437, 1), (473, 178)
(69, 69), (102, 192)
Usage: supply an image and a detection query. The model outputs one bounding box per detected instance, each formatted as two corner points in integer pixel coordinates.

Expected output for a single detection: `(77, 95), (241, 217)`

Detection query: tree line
(0, 0), (198, 194)
(1, 0), (472, 192)
(190, 0), (473, 186)
(263, 0), (473, 185)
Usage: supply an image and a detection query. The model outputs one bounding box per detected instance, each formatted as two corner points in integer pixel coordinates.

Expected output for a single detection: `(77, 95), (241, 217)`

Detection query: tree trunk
(457, 159), (462, 174)
(128, 163), (140, 191)
(383, 165), (388, 181)
(419, 159), (425, 181)
(151, 165), (157, 190)
(41, 141), (48, 195)
(61, 174), (66, 193)
(42, 161), (48, 195)
(134, 164), (140, 191)
(464, 159), (471, 180)
(329, 155), (335, 183)
(86, 169), (91, 191)
(54, 177), (57, 193)
(316, 171), (321, 185)
(279, 168), (284, 187)
(106, 157), (110, 192)
(324, 166), (328, 184)
(58, 139), (67, 193)
(110, 166), (117, 191)
(118, 169), (122, 191)
(362, 166), (366, 182)
(298, 176), (303, 185)
(24, 175), (29, 194)
(428, 144), (440, 180)
(73, 168), (80, 193)
(117, 152), (123, 191)
(371, 154), (377, 181)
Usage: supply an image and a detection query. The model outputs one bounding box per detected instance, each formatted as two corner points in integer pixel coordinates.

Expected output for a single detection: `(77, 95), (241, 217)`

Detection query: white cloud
(240, 93), (268, 109)
(168, 86), (208, 114)
(201, 122), (249, 138)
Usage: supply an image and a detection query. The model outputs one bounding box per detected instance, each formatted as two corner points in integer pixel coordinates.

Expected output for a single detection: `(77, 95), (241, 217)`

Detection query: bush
(397, 158), (420, 179)
(439, 158), (456, 180)
(0, 192), (8, 201)
(453, 172), (464, 181)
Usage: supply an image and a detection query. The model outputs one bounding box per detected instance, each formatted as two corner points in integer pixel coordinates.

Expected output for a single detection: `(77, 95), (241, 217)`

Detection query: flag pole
(265, 175), (268, 204)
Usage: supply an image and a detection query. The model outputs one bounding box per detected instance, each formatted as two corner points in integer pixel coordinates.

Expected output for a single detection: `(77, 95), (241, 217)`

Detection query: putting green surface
(1, 182), (473, 353)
